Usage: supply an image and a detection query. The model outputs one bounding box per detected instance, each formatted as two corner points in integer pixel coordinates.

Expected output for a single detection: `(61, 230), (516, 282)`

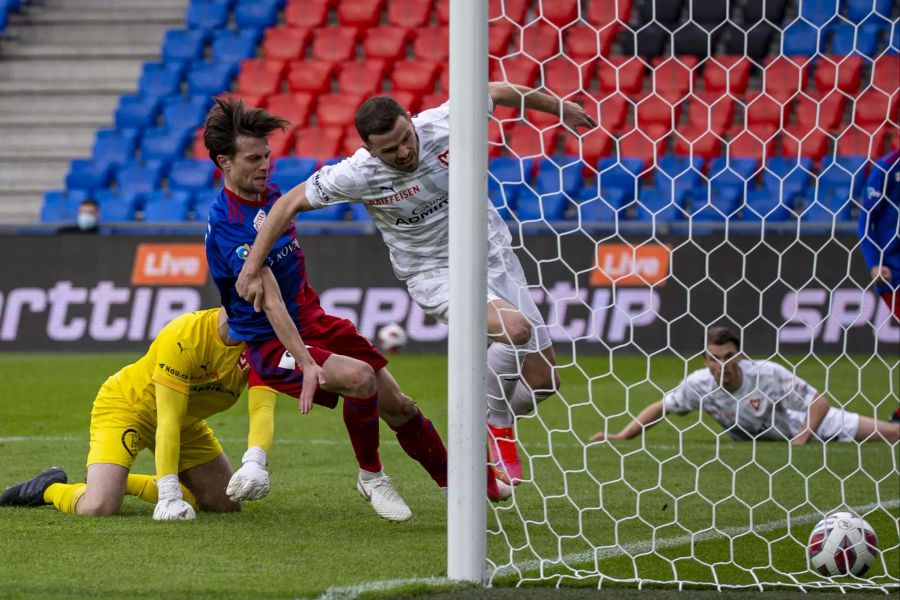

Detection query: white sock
(359, 468), (384, 481)
(509, 380), (554, 417)
(486, 342), (525, 428)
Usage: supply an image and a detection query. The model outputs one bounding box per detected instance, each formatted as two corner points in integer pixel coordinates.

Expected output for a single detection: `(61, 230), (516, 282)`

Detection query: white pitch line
(316, 576), (456, 600)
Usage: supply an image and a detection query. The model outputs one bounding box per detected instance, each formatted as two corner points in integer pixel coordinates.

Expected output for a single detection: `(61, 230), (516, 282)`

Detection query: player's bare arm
(791, 394), (831, 446)
(258, 265), (324, 413)
(590, 400), (665, 442)
(488, 81), (597, 131)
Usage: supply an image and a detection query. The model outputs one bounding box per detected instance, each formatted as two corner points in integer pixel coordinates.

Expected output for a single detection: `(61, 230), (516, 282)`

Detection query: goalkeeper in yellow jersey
(0, 307), (280, 520)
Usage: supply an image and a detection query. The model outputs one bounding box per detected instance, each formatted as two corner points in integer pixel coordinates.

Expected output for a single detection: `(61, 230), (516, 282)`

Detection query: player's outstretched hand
(236, 267), (265, 313)
(590, 431), (623, 442)
(153, 474), (196, 521)
(871, 265), (892, 285)
(562, 100), (597, 131)
(298, 363), (325, 414)
(226, 446), (270, 501)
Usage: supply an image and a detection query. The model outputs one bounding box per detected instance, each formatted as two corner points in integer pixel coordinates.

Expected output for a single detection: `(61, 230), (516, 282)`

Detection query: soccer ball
(808, 511), (878, 577)
(377, 322), (408, 353)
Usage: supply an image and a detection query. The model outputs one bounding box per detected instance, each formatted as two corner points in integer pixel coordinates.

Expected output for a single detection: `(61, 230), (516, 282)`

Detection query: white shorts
(405, 248), (552, 353)
(813, 407), (860, 442)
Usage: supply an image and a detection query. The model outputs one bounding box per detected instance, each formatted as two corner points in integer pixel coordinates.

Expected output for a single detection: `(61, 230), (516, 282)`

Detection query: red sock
(343, 394), (382, 473)
(390, 408), (448, 487)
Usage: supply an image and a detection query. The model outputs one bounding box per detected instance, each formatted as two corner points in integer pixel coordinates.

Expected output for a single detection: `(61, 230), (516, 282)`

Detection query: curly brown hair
(203, 98), (290, 164)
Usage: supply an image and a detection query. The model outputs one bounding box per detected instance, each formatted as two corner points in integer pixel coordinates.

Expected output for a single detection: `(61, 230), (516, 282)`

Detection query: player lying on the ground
(202, 99), (509, 521)
(234, 83), (596, 486)
(0, 308), (255, 520)
(590, 326), (900, 444)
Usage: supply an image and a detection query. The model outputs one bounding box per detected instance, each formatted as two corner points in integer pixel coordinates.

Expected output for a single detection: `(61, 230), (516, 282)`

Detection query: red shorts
(882, 291), (900, 321)
(245, 314), (387, 408)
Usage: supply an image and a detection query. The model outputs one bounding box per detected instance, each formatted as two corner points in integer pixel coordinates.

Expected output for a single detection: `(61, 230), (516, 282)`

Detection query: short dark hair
(203, 98), (289, 163)
(80, 198), (99, 209)
(355, 96), (408, 142)
(707, 326), (741, 350)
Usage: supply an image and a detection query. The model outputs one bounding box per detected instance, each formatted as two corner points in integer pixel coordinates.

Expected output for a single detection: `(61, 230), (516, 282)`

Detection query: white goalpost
(449, 0), (900, 592)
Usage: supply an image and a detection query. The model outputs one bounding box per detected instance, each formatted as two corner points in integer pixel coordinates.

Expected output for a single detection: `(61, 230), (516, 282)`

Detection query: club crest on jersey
(253, 209), (267, 231)
(235, 244), (250, 261)
(237, 353), (249, 371)
(437, 149), (449, 168)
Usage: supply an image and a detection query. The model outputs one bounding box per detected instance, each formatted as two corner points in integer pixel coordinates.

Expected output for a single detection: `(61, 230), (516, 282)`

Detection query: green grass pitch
(0, 352), (897, 599)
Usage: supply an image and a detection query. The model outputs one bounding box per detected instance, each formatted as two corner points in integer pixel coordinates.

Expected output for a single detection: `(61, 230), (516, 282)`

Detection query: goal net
(481, 0), (899, 591)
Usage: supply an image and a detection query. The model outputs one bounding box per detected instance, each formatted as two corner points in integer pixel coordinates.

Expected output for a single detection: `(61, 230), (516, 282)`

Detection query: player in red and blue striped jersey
(858, 149), (900, 319)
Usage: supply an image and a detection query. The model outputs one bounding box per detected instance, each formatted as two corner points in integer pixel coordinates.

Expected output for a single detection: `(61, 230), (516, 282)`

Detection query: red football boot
(488, 424), (522, 485)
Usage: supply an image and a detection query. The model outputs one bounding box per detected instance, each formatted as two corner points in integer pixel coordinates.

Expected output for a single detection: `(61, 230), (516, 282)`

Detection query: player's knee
(76, 495), (122, 516)
(380, 392), (417, 423)
(350, 363), (377, 398)
(504, 317), (532, 346)
(200, 497), (241, 513)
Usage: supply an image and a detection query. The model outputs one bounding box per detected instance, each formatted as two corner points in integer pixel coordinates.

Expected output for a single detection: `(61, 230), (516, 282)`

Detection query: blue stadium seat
(598, 158), (645, 204)
(41, 190), (88, 223)
(115, 94), (160, 130)
(192, 192), (214, 221)
(270, 156), (317, 191)
(297, 203), (346, 221)
(95, 189), (140, 222)
(139, 62), (184, 97)
(690, 186), (741, 221)
(633, 189), (685, 222)
(211, 29), (260, 64)
(782, 20), (822, 55)
(762, 157), (814, 202)
(187, 60), (239, 96)
(576, 186), (620, 224)
(656, 156), (703, 203)
(844, 0), (893, 22)
(234, 0), (281, 29)
(799, 0), (839, 26)
(889, 21), (900, 54)
(741, 189), (792, 221)
(488, 157), (534, 214)
(169, 159), (216, 193)
(65, 159), (112, 193)
(800, 193), (855, 223)
(534, 158), (583, 197)
(348, 203), (371, 222)
(515, 191), (568, 222)
(92, 129), (137, 168)
(140, 127), (191, 163)
(161, 95), (210, 130)
(162, 29), (207, 63)
(144, 190), (192, 222)
(829, 20), (884, 57)
(187, 0), (231, 30)
(707, 157), (758, 195)
(820, 155), (868, 200)
(115, 162), (165, 198)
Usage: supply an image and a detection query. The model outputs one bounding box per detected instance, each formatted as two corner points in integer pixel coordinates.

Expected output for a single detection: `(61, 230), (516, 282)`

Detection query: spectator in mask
(58, 199), (100, 234)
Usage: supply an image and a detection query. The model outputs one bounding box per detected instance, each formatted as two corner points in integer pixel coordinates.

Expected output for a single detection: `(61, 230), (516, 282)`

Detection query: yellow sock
(43, 483), (87, 515)
(125, 474), (197, 509)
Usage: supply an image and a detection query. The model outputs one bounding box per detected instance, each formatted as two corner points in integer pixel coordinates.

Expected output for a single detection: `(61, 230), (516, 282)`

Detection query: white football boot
(356, 471), (412, 522)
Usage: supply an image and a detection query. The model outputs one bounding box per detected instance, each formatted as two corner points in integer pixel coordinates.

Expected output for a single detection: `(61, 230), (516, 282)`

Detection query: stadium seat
(673, 125), (723, 161)
(534, 157), (583, 197)
(216, 92), (265, 108)
(187, 61), (238, 96)
(687, 0), (728, 24)
(655, 155), (703, 202)
(800, 0), (839, 27)
(845, 0), (893, 22)
(762, 56), (810, 102)
(162, 29), (206, 63)
(792, 91), (846, 131)
(503, 123), (555, 159)
(311, 27), (359, 63)
(316, 93), (364, 128)
(813, 54), (863, 94)
(781, 20), (822, 56)
(211, 29), (260, 65)
(339, 125), (364, 156)
(271, 156), (318, 191)
(520, 22), (561, 62)
(722, 22), (779, 62)
(739, 0), (786, 24)
(234, 0), (280, 29)
(615, 127), (667, 163)
(115, 94), (160, 130)
(799, 193), (855, 224)
(835, 124), (887, 157)
(592, 93), (628, 133)
(391, 60), (441, 96)
(169, 158), (216, 193)
(889, 21), (900, 54)
(564, 128), (611, 167)
(741, 188), (792, 222)
(539, 0), (579, 27)
(337, 0), (384, 29)
(708, 156), (758, 193)
(870, 55), (900, 94)
(143, 190), (191, 222)
(286, 60), (335, 94)
(515, 190), (569, 222)
(489, 22), (515, 57)
(633, 188), (685, 223)
(831, 19), (885, 57)
(140, 127), (191, 163)
(262, 28), (309, 62)
(687, 92), (734, 134)
(41, 190), (88, 223)
(598, 157), (645, 204)
(92, 129), (137, 168)
(491, 55), (540, 87)
(489, 0), (529, 24)
(651, 56), (699, 102)
(597, 56), (645, 94)
(702, 55), (751, 95)
(294, 126), (344, 161)
(621, 22), (668, 58)
(819, 154), (868, 200)
(284, 0), (328, 28)
(139, 62), (183, 97)
(236, 58), (286, 96)
(384, 90), (422, 112)
(116, 162), (165, 197)
(854, 89), (899, 132)
(727, 126), (777, 162)
(95, 189), (140, 222)
(387, 0), (431, 28)
(762, 157), (814, 202)
(585, 0), (631, 26)
(363, 27), (410, 63)
(488, 156), (532, 214)
(65, 159), (112, 193)
(267, 124), (299, 157)
(690, 185), (741, 221)
(577, 188), (622, 224)
(336, 60), (387, 97)
(542, 56), (591, 99)
(673, 22), (721, 59)
(160, 95), (209, 131)
(745, 93), (788, 129)
(565, 23), (603, 63)
(780, 125), (828, 161)
(413, 27), (448, 63)
(636, 93), (680, 132)
(634, 0), (682, 24)
(187, 0), (230, 30)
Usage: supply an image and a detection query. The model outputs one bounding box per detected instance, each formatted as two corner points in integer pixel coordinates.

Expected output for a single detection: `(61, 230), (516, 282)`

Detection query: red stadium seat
(792, 91), (846, 132)
(586, 0), (632, 26)
(727, 125), (777, 162)
(438, 67), (449, 92)
(539, 0), (579, 27)
(285, 0), (329, 28)
(636, 93), (680, 132)
(489, 22), (514, 57)
(312, 28), (359, 63)
(268, 124), (299, 158)
(419, 92), (448, 111)
(651, 56), (698, 102)
(597, 56), (646, 94)
(391, 60), (441, 95)
(387, 0), (431, 29)
(701, 55), (751, 95)
(337, 60), (388, 96)
(363, 27), (411, 63)
(381, 90), (420, 113)
(871, 55), (900, 95)
(413, 27), (449, 62)
(542, 56), (591, 98)
(337, 0), (384, 29)
(435, 0), (449, 25)
(521, 22), (561, 62)
(673, 125), (723, 161)
(490, 0), (528, 24)
(564, 127), (612, 165)
(236, 59), (287, 96)
(835, 124), (887, 158)
(745, 93), (788, 129)
(615, 127), (667, 162)
(217, 93), (265, 108)
(504, 122), (555, 158)
(762, 56), (810, 102)
(286, 60), (336, 94)
(564, 23), (618, 62)
(266, 93), (315, 127)
(317, 93), (364, 128)
(813, 55), (863, 95)
(192, 127), (207, 160)
(780, 125), (829, 161)
(263, 28), (310, 62)
(294, 126), (345, 160)
(592, 93), (629, 133)
(491, 55), (541, 86)
(341, 125), (365, 156)
(687, 92), (735, 134)
(854, 89), (899, 132)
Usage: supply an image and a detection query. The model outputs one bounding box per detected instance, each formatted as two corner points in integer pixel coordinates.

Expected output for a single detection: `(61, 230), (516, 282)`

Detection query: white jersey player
(590, 326), (899, 444)
(236, 82), (598, 485)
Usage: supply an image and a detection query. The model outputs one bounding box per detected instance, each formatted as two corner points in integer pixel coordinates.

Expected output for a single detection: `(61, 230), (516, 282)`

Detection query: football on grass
(808, 511), (878, 577)
(377, 323), (408, 353)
